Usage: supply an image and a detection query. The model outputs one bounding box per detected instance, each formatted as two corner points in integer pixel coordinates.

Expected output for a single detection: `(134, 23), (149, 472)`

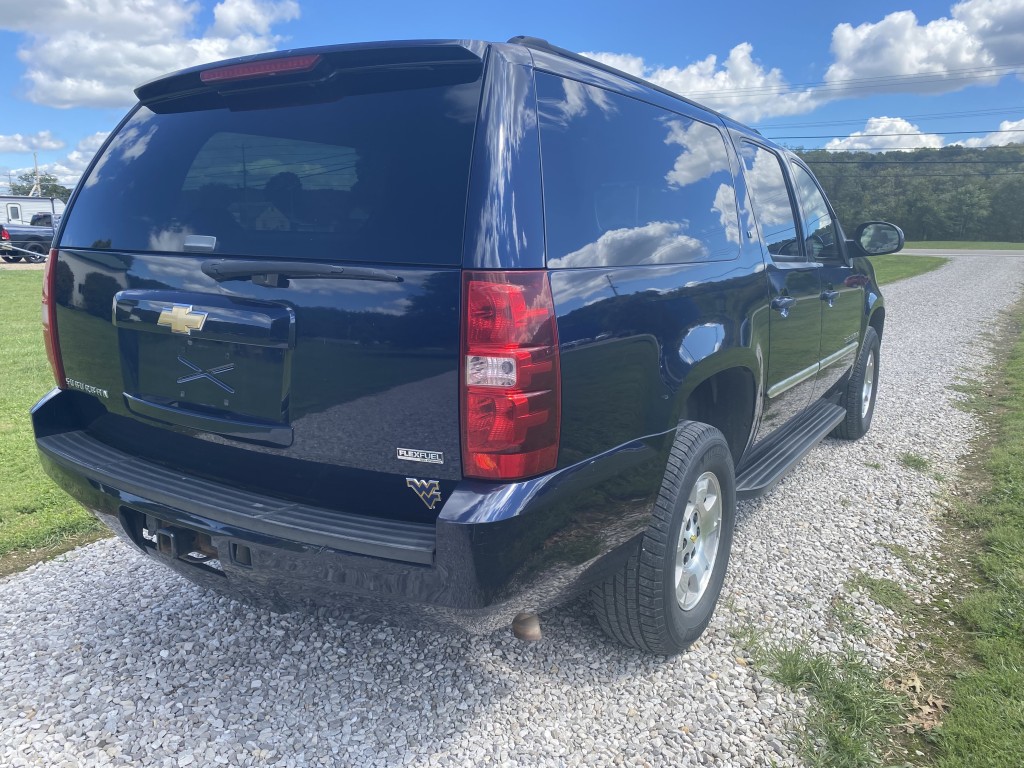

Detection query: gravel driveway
(3, 253), (1022, 767)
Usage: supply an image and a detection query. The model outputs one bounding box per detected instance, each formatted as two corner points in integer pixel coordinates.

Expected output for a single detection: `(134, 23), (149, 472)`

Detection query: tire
(2, 255), (22, 263)
(23, 243), (46, 263)
(591, 421), (736, 655)
(831, 326), (880, 440)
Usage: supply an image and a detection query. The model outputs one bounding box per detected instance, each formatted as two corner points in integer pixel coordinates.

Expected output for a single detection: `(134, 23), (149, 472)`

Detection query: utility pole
(29, 152), (42, 197)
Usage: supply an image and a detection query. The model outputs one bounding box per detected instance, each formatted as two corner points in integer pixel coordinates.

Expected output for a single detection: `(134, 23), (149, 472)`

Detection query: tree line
(5, 172), (72, 202)
(796, 144), (1024, 243)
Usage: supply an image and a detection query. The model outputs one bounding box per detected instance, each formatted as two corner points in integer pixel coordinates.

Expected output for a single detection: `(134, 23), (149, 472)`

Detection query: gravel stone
(1, 254), (1021, 767)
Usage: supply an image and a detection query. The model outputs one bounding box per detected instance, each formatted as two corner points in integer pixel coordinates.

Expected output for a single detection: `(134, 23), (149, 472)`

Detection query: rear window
(536, 73), (740, 269)
(60, 73), (482, 265)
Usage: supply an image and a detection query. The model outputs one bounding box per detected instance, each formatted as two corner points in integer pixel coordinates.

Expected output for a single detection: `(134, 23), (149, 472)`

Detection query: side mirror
(854, 221), (904, 256)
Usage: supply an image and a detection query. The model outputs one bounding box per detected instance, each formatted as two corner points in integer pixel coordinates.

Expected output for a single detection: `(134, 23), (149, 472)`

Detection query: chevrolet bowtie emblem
(406, 478), (442, 510)
(158, 304), (208, 335)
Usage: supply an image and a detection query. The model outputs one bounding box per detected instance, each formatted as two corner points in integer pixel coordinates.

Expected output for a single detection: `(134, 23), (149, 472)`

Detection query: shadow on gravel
(3, 542), (722, 764)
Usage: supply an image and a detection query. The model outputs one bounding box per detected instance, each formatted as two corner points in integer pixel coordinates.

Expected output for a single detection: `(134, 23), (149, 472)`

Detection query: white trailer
(0, 196), (65, 226)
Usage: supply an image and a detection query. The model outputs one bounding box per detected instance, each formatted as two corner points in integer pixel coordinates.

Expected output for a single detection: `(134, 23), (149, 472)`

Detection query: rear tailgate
(50, 44), (485, 522)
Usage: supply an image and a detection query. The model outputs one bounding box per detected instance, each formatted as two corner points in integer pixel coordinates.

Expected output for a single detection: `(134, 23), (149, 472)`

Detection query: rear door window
(536, 73), (740, 268)
(60, 74), (482, 266)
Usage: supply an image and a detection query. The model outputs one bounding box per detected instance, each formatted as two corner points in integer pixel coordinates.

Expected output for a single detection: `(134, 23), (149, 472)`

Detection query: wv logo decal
(406, 478), (442, 510)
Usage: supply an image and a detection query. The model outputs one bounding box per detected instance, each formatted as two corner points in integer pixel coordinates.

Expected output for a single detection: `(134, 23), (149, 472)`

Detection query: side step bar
(736, 400), (846, 499)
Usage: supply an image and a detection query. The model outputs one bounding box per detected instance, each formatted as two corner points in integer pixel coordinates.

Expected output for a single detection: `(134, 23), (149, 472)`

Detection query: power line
(754, 107), (1024, 130)
(780, 144), (1024, 152)
(767, 128), (1024, 140)
(804, 158), (1024, 165)
(812, 171), (1024, 178)
(682, 63), (1024, 98)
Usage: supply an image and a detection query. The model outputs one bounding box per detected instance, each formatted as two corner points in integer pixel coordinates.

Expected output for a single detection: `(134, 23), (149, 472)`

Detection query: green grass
(847, 573), (913, 614)
(926, 302), (1024, 767)
(904, 241), (1024, 250)
(0, 271), (104, 577)
(831, 597), (870, 638)
(868, 254), (948, 285)
(880, 542), (926, 578)
(900, 452), (931, 472)
(754, 642), (905, 767)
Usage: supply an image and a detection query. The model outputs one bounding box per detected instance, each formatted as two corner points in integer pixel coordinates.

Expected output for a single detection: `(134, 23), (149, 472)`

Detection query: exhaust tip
(511, 612), (541, 642)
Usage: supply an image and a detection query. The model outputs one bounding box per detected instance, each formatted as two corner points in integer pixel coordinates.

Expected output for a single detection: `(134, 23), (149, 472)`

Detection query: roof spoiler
(134, 40), (487, 105)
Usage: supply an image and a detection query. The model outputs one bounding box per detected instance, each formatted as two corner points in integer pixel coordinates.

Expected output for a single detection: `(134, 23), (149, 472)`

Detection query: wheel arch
(868, 305), (885, 341)
(680, 362), (758, 466)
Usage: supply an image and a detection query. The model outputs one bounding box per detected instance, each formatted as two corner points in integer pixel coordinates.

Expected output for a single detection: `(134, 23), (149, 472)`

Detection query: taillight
(41, 248), (66, 389)
(461, 271), (560, 480)
(1, 227), (9, 241)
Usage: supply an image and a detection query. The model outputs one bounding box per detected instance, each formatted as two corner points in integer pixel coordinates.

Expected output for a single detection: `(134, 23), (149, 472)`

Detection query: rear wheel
(591, 421), (736, 655)
(2, 255), (22, 263)
(832, 327), (880, 440)
(23, 243), (47, 263)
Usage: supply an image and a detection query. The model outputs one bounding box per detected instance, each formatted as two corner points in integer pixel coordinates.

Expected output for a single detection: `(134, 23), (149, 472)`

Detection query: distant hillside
(796, 144), (1024, 243)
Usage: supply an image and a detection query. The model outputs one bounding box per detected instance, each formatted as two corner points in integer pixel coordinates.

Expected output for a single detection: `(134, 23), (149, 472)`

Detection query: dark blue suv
(33, 37), (900, 655)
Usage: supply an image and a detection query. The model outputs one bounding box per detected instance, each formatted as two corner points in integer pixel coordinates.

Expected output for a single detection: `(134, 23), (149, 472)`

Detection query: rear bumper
(33, 389), (669, 633)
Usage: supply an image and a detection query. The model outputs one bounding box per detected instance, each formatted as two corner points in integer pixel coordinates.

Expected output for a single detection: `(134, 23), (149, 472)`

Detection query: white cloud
(959, 118), (1024, 147)
(6, 131), (110, 188)
(581, 0), (1024, 123)
(0, 131), (65, 152)
(825, 0), (1024, 96)
(584, 43), (820, 123)
(212, 0), (299, 36)
(0, 0), (300, 109)
(824, 117), (945, 152)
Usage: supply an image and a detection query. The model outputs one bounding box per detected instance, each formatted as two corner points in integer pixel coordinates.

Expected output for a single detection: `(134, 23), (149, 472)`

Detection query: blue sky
(1, 0), (1022, 192)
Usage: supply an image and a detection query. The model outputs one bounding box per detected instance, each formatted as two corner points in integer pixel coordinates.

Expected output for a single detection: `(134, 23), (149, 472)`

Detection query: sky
(1, 0), (1022, 193)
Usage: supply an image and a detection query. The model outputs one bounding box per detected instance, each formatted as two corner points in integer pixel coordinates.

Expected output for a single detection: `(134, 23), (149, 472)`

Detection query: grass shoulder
(0, 271), (105, 577)
(922, 301), (1024, 767)
(904, 241), (1024, 250)
(868, 254), (948, 286)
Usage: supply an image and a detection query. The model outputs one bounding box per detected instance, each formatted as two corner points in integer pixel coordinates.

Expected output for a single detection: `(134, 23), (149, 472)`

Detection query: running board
(736, 400), (846, 499)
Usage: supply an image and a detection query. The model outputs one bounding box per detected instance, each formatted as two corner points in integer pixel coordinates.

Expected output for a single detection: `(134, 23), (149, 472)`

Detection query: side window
(8, 204), (20, 222)
(791, 164), (841, 261)
(738, 143), (802, 262)
(536, 73), (741, 268)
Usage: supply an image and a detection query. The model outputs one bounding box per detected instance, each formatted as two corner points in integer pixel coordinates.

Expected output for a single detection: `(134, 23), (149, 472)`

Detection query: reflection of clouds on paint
(549, 221), (707, 269)
(539, 78), (617, 128)
(712, 183), (740, 244)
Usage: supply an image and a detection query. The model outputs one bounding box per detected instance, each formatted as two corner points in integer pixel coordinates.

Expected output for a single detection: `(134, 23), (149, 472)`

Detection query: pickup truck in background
(1, 222), (54, 263)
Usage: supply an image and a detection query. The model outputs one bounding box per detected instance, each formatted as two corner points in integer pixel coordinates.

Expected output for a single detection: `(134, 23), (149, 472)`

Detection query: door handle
(771, 296), (796, 318)
(821, 289), (840, 307)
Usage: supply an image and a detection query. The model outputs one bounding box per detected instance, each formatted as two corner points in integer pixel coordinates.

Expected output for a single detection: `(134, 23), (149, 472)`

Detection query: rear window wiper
(202, 259), (403, 286)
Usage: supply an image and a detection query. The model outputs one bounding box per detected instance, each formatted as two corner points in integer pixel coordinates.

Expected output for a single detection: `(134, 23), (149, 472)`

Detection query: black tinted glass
(791, 164), (840, 260)
(738, 143), (802, 262)
(60, 75), (482, 265)
(537, 74), (740, 269)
